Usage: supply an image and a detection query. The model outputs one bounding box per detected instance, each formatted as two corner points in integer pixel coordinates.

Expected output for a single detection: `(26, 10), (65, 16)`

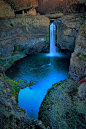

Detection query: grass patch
(0, 56), (3, 59)
(76, 53), (86, 60)
(18, 79), (23, 83)
(5, 75), (19, 102)
(4, 75), (36, 103)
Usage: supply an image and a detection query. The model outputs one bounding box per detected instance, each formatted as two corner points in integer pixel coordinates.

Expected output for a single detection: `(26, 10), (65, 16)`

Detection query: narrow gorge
(0, 0), (86, 129)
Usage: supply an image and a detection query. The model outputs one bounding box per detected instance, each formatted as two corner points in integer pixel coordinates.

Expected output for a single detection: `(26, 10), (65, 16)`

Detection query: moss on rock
(38, 79), (86, 129)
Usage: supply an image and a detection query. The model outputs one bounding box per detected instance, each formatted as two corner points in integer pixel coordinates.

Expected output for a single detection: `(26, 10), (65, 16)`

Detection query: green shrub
(76, 52), (80, 57)
(78, 21), (83, 25)
(0, 56), (3, 59)
(46, 35), (49, 43)
(18, 79), (23, 83)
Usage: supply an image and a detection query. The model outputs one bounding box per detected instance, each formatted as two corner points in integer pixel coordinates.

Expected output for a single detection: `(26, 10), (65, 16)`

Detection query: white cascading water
(50, 23), (56, 55)
(46, 22), (60, 57)
(46, 21), (70, 57)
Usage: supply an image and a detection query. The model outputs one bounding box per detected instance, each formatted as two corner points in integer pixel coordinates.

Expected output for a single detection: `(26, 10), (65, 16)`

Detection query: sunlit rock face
(27, 8), (37, 15)
(3, 0), (86, 14)
(0, 0), (15, 18)
(3, 0), (38, 10)
(36, 0), (86, 14)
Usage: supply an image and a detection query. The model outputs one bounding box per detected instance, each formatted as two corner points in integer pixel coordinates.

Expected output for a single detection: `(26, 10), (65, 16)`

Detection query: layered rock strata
(56, 13), (86, 52)
(68, 24), (86, 81)
(0, 16), (49, 57)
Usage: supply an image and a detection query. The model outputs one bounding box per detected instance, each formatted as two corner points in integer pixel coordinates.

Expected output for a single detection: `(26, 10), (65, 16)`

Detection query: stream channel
(6, 53), (70, 119)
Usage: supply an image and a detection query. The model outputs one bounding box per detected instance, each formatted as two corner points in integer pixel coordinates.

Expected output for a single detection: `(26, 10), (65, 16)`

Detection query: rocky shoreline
(0, 52), (47, 129)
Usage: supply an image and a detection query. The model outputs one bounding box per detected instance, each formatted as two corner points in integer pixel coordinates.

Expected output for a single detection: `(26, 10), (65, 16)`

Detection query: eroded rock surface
(0, 16), (49, 57)
(56, 13), (86, 52)
(38, 79), (86, 129)
(0, 60), (46, 129)
(68, 23), (86, 81)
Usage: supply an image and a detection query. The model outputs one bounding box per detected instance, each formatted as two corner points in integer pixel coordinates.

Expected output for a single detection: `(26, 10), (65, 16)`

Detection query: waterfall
(46, 20), (67, 57)
(46, 22), (59, 57)
(50, 23), (56, 55)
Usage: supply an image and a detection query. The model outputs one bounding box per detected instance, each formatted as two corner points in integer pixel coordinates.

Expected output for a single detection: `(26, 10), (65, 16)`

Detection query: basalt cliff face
(68, 24), (86, 81)
(3, 0), (38, 10)
(3, 0), (86, 14)
(0, 0), (86, 18)
(37, 0), (86, 14)
(0, 16), (49, 57)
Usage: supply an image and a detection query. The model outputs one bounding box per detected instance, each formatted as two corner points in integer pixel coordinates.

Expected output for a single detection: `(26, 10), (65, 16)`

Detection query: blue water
(6, 53), (70, 119)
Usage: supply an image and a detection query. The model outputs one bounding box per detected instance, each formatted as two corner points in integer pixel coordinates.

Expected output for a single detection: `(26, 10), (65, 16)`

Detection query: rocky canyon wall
(36, 0), (86, 14)
(0, 13), (86, 81)
(0, 16), (49, 57)
(52, 13), (86, 81)
(0, 0), (15, 18)
(54, 13), (85, 52)
(68, 24), (86, 81)
(1, 0), (86, 17)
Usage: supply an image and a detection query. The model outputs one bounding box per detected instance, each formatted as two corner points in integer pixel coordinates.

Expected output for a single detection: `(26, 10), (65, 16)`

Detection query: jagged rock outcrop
(3, 0), (38, 10)
(55, 13), (86, 52)
(0, 67), (45, 129)
(27, 8), (37, 16)
(0, 0), (15, 18)
(38, 79), (86, 129)
(56, 22), (77, 52)
(1, 0), (86, 17)
(68, 24), (86, 81)
(36, 0), (86, 14)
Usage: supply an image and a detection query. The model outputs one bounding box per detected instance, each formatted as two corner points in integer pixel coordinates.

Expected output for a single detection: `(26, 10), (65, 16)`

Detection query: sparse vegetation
(76, 52), (80, 57)
(4, 75), (36, 102)
(78, 20), (84, 25)
(0, 56), (3, 59)
(76, 52), (86, 60)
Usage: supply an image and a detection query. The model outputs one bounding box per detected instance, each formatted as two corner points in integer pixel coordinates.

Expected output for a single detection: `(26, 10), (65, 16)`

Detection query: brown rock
(27, 8), (37, 16)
